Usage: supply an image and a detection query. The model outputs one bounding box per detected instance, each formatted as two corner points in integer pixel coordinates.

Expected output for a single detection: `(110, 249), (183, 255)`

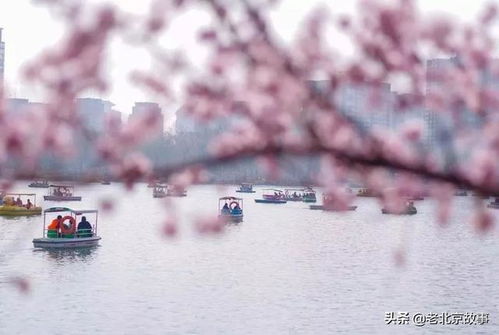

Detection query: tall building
(424, 56), (487, 151)
(129, 102), (164, 136)
(0, 28), (5, 82)
(175, 107), (198, 134)
(6, 98), (47, 117)
(391, 93), (433, 149)
(309, 80), (396, 132)
(6, 98), (30, 115)
(77, 98), (114, 133)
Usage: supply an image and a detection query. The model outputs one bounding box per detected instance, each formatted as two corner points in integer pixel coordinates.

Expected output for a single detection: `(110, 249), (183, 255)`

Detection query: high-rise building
(424, 56), (486, 151)
(309, 80), (396, 132)
(6, 98), (47, 118)
(175, 107), (198, 134)
(6, 98), (30, 115)
(0, 28), (5, 82)
(129, 102), (164, 136)
(77, 98), (114, 133)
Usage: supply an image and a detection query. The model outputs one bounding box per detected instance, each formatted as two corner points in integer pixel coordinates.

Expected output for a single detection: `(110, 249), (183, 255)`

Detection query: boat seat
(77, 229), (93, 238)
(47, 230), (58, 238)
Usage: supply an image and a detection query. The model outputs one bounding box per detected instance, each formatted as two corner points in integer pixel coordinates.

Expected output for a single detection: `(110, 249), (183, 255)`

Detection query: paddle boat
(454, 189), (468, 196)
(487, 197), (499, 209)
(382, 201), (417, 215)
(153, 184), (168, 198)
(101, 180), (111, 185)
(167, 185), (187, 197)
(44, 185), (82, 201)
(302, 187), (317, 203)
(28, 180), (50, 188)
(284, 188), (306, 201)
(255, 189), (287, 204)
(219, 196), (244, 223)
(236, 183), (256, 193)
(33, 207), (101, 249)
(0, 193), (42, 216)
(357, 188), (379, 197)
(283, 187), (317, 202)
(310, 194), (357, 211)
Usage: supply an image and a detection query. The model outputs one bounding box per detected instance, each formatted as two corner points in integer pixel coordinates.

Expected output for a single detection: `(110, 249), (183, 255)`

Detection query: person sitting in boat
(221, 203), (230, 215)
(231, 203), (242, 215)
(77, 216), (93, 237)
(15, 196), (23, 207)
(47, 215), (62, 237)
(25, 199), (33, 209)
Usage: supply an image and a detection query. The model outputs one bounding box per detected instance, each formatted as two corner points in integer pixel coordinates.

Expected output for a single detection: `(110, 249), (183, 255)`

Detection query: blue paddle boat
(219, 196), (244, 222)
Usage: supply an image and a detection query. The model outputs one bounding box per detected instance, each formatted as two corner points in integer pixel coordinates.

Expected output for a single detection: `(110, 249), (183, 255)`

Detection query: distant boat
(33, 207), (101, 249)
(28, 180), (50, 188)
(255, 189), (287, 204)
(310, 204), (357, 211)
(302, 188), (317, 203)
(153, 184), (167, 198)
(284, 187), (317, 203)
(357, 188), (379, 197)
(310, 194), (356, 211)
(382, 201), (417, 215)
(454, 190), (468, 196)
(101, 181), (111, 185)
(487, 197), (499, 209)
(235, 183), (256, 193)
(0, 193), (42, 216)
(44, 185), (82, 201)
(218, 196), (244, 223)
(284, 188), (305, 202)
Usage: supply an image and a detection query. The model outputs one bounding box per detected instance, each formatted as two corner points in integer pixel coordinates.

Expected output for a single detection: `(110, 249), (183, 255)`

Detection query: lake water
(0, 184), (498, 334)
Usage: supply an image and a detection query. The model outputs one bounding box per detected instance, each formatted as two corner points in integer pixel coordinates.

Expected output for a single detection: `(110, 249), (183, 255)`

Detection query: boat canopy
(73, 209), (98, 215)
(44, 207), (98, 215)
(49, 184), (74, 189)
(240, 183), (253, 186)
(263, 188), (284, 192)
(5, 193), (37, 196)
(219, 196), (242, 201)
(44, 207), (73, 213)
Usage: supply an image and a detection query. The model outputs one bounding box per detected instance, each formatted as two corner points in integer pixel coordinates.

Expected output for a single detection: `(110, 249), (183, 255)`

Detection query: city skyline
(0, 1), (492, 112)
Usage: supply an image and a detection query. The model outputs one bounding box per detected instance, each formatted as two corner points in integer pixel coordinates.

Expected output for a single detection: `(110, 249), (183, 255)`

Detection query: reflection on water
(34, 246), (99, 264)
(0, 184), (498, 335)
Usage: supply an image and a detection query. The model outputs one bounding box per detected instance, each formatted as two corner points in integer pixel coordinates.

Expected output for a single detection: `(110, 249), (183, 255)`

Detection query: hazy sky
(0, 0), (494, 116)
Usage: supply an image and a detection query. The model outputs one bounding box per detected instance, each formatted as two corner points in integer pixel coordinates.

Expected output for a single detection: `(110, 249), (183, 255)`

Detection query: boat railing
(44, 227), (96, 238)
